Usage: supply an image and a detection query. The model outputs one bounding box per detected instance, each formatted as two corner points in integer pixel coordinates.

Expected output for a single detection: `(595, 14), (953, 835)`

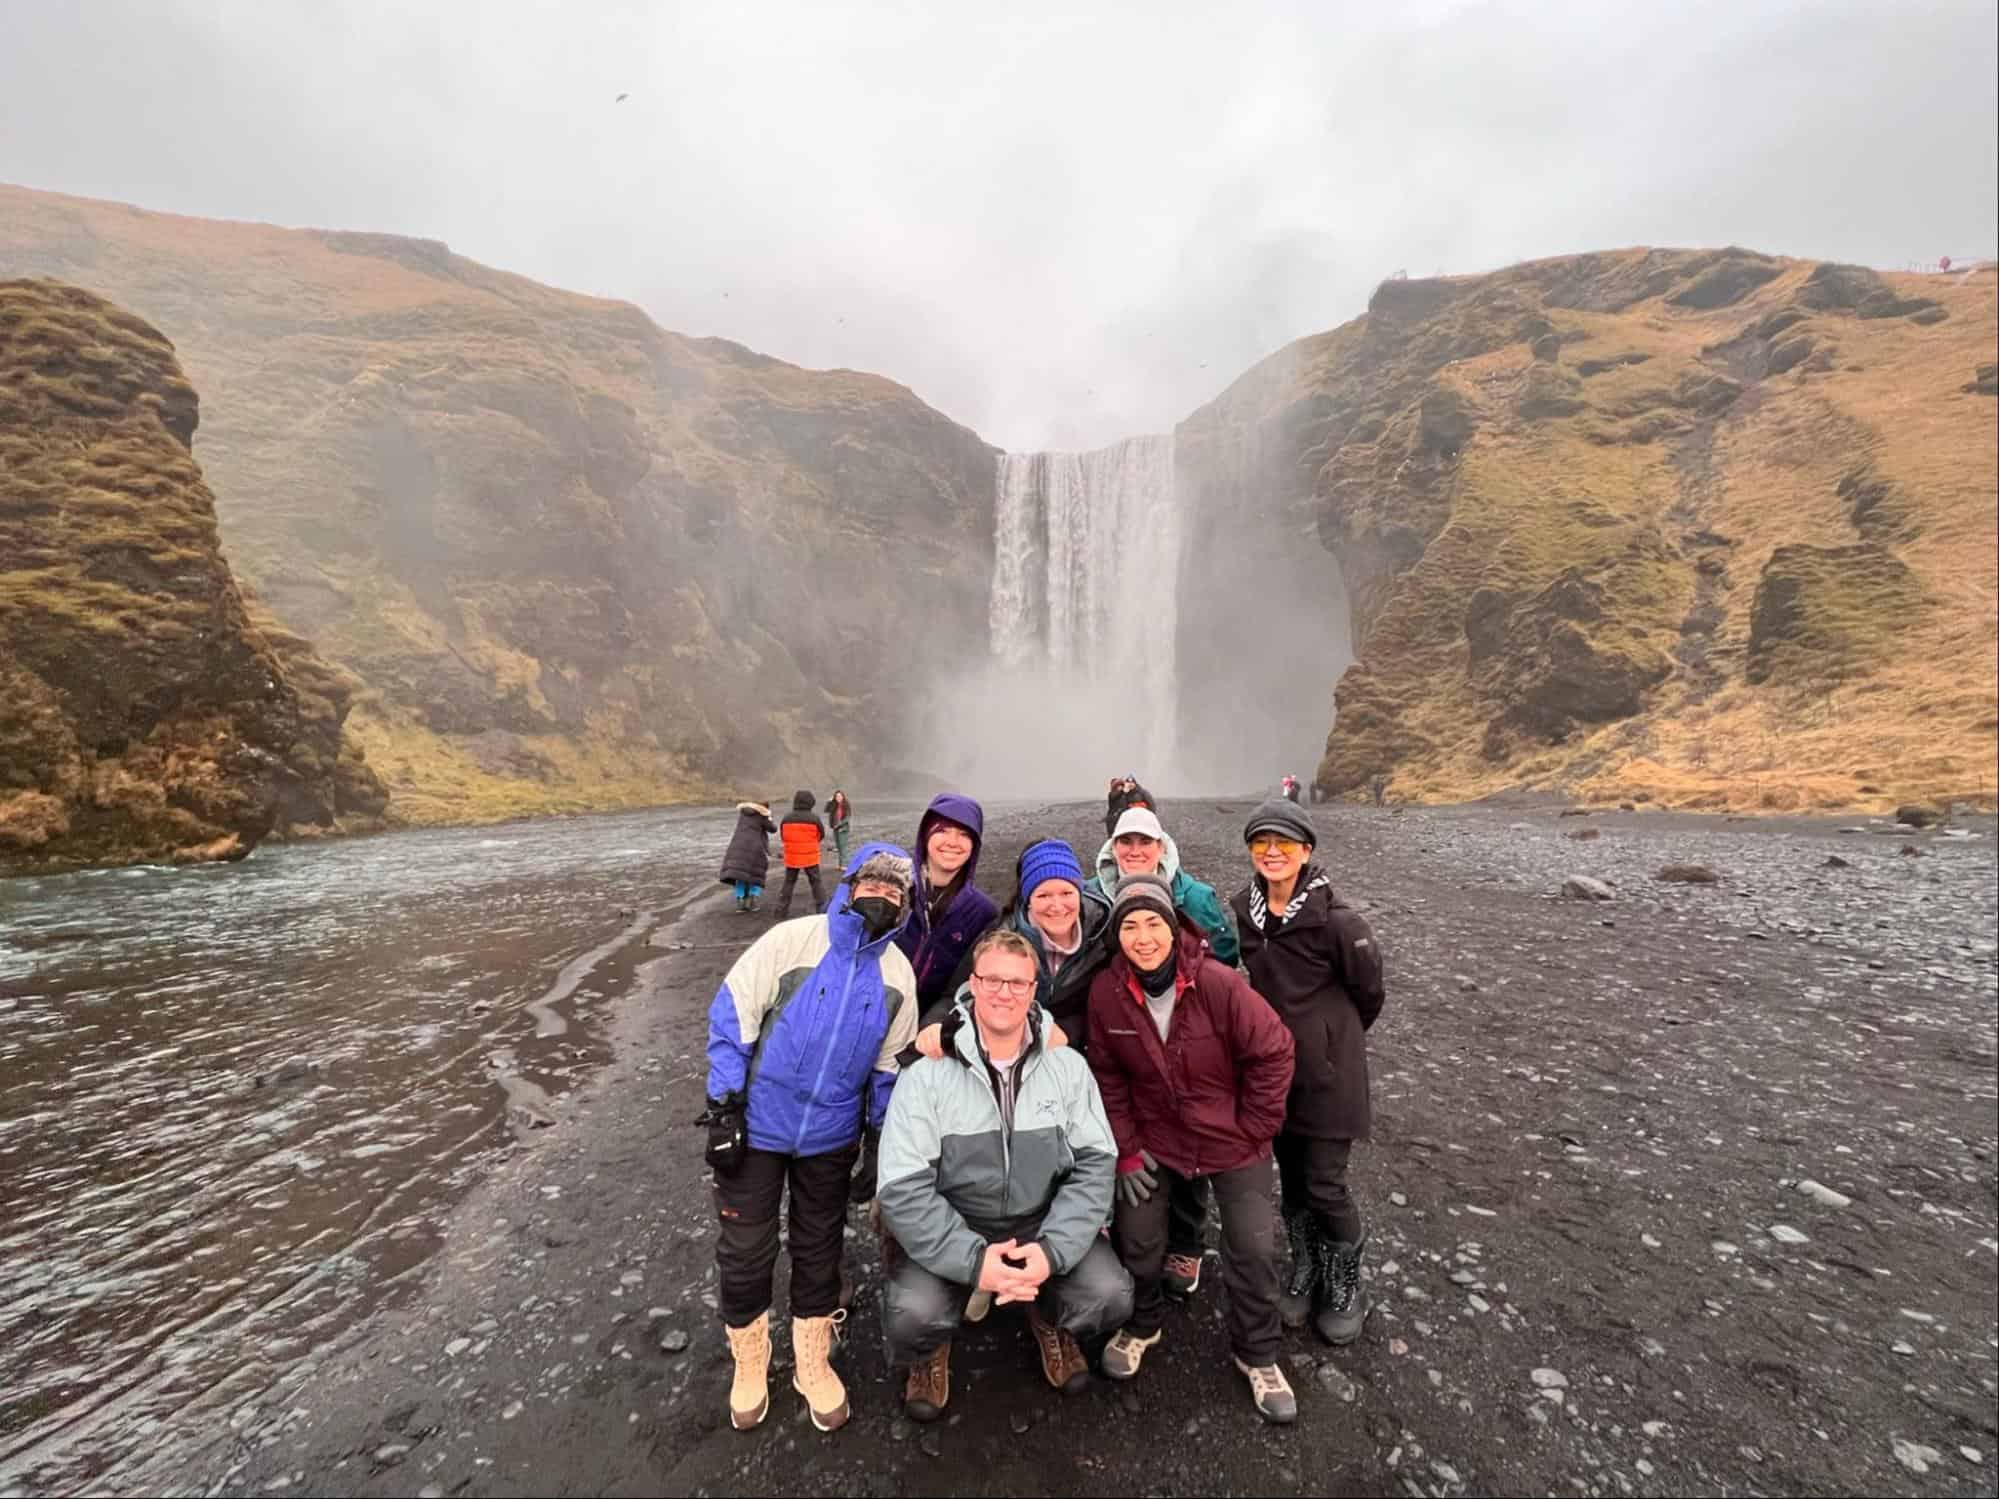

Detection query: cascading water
(959, 435), (1183, 793)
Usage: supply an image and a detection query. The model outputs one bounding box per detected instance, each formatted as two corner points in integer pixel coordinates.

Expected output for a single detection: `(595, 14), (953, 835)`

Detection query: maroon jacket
(1086, 926), (1296, 1179)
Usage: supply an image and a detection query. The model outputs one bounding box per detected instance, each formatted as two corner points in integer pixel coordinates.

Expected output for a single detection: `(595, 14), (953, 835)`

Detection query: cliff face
(0, 278), (387, 871)
(1, 187), (995, 824)
(1177, 248), (1998, 811)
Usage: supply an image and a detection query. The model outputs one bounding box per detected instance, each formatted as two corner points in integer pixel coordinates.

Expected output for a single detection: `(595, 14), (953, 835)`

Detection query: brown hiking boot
(791, 1310), (850, 1432)
(1028, 1305), (1090, 1394)
(903, 1340), (951, 1422)
(723, 1311), (771, 1430)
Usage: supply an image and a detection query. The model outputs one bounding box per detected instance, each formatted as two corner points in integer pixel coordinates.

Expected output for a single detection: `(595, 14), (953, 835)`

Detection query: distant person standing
(776, 790), (828, 917)
(719, 799), (777, 912)
(895, 793), (999, 1011)
(1230, 798), (1385, 1347)
(1103, 776), (1157, 837)
(1281, 775), (1301, 804)
(828, 790), (854, 867)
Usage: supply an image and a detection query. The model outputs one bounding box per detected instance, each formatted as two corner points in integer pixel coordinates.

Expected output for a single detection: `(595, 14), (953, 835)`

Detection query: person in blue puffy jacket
(702, 842), (919, 1435)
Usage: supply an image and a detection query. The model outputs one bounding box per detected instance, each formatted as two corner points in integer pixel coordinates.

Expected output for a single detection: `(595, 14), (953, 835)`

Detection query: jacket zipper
(793, 943), (862, 1154)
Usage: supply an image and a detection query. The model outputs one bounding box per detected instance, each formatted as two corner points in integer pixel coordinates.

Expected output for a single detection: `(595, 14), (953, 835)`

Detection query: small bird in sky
(615, 92), (629, 103)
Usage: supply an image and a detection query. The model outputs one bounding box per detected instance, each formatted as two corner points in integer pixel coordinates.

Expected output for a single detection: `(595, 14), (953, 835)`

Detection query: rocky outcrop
(0, 279), (386, 871)
(2, 186), (995, 823)
(1175, 248), (1997, 812)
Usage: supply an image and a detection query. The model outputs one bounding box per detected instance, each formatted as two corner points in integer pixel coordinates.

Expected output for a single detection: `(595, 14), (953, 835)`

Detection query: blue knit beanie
(1017, 838), (1085, 905)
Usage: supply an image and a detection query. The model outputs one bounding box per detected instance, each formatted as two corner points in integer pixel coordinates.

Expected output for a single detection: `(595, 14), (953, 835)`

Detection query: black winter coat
(718, 802), (775, 886)
(1231, 867), (1384, 1141)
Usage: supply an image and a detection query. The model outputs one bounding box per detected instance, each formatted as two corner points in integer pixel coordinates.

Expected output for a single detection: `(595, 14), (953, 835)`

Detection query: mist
(3, 2), (1993, 452)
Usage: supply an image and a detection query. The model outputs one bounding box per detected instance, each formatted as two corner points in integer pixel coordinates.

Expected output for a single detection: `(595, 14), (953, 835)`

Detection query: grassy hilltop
(1179, 248), (1997, 812)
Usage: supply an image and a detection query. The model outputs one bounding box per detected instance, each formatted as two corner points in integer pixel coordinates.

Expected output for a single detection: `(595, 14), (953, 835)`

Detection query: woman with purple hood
(895, 793), (999, 1011)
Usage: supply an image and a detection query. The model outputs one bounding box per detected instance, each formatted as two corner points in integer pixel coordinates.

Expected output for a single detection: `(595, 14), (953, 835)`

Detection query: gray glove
(1116, 1149), (1160, 1206)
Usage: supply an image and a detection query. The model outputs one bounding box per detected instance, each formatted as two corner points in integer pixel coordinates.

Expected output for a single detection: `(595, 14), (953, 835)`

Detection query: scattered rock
(1767, 1224), (1809, 1245)
(1892, 1438), (1942, 1474)
(1960, 1446), (1985, 1465)
(1530, 1367), (1569, 1390)
(444, 1337), (470, 1358)
(1656, 863), (1718, 884)
(1795, 1179), (1852, 1209)
(1316, 1364), (1359, 1401)
(372, 1444), (410, 1465)
(1562, 875), (1615, 902)
(659, 1328), (690, 1354)
(1823, 854), (1852, 869)
(1899, 843), (1924, 858)
(1567, 828), (1601, 842)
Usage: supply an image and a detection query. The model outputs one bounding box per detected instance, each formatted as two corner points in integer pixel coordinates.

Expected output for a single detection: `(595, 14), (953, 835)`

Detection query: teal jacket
(1086, 834), (1240, 968)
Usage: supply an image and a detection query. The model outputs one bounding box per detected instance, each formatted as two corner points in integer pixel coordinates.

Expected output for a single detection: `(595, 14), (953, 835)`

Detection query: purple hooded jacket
(895, 792), (1000, 1010)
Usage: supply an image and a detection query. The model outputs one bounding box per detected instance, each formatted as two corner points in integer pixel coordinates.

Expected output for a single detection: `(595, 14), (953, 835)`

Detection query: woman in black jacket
(1229, 798), (1385, 1348)
(918, 838), (1111, 1050)
(718, 800), (776, 912)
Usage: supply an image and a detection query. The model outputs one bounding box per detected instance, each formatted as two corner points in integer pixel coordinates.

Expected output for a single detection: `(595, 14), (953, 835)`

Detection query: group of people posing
(700, 786), (1384, 1434)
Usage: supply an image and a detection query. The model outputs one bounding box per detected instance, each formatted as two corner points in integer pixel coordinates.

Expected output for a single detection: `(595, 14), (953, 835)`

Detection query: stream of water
(0, 808), (728, 1493)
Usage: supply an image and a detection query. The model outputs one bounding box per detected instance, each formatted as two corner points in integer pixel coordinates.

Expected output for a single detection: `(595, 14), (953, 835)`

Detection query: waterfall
(979, 435), (1183, 787)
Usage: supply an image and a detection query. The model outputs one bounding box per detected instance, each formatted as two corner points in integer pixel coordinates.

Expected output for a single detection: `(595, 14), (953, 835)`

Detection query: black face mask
(1137, 951), (1178, 998)
(849, 895), (900, 939)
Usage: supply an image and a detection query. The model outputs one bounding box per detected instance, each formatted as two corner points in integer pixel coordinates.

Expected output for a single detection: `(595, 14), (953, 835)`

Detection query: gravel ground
(124, 800), (1998, 1499)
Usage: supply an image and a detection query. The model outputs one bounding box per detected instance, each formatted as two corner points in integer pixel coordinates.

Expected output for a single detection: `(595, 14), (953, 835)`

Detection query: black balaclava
(1137, 949), (1178, 997)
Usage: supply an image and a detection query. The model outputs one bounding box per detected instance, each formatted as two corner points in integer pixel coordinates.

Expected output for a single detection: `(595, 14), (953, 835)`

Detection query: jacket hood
(827, 839), (917, 936)
(917, 792), (986, 888)
(791, 789), (816, 811)
(1093, 831), (1183, 888)
(736, 801), (770, 816)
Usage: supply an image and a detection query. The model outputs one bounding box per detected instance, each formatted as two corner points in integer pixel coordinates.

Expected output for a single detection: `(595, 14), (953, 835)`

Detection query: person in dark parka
(1229, 797), (1385, 1348)
(720, 800), (776, 912)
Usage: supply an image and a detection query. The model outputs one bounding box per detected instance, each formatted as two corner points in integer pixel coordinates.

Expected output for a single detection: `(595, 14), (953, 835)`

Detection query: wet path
(0, 808), (734, 1494)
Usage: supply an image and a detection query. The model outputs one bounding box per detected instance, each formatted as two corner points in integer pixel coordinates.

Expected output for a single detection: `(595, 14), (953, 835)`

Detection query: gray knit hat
(1108, 872), (1178, 933)
(850, 849), (915, 900)
(1242, 796), (1317, 849)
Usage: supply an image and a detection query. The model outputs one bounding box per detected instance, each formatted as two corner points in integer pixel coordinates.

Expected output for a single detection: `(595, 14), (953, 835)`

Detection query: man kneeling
(878, 929), (1133, 1420)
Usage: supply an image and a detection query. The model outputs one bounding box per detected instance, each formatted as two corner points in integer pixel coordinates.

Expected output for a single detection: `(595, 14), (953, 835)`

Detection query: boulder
(1563, 875), (1615, 901)
(1657, 864), (1718, 883)
(1894, 804), (1941, 828)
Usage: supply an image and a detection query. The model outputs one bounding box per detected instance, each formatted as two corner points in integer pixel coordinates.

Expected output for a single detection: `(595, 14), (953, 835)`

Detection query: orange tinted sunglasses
(1248, 834), (1303, 854)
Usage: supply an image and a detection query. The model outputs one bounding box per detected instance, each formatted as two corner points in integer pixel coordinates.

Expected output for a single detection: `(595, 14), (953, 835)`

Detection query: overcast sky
(5, 1), (1994, 450)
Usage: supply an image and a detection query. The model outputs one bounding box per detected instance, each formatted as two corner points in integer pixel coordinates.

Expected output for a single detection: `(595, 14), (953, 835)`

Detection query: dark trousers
(714, 1142), (859, 1326)
(881, 1236), (1132, 1366)
(775, 864), (826, 917)
(1167, 1172), (1210, 1258)
(1274, 1132), (1361, 1242)
(1115, 1159), (1280, 1364)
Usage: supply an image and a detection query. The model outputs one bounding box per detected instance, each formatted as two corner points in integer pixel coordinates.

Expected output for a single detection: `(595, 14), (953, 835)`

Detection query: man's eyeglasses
(971, 973), (1035, 998)
(1248, 835), (1304, 855)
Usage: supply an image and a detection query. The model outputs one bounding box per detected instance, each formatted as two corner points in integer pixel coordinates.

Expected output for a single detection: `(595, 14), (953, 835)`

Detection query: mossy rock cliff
(1177, 249), (1997, 812)
(0, 278), (387, 871)
(3, 186), (996, 826)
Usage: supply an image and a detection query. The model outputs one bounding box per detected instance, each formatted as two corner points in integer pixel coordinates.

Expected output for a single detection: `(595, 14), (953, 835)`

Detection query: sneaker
(903, 1341), (950, 1422)
(1233, 1356), (1298, 1424)
(1163, 1251), (1204, 1298)
(1100, 1325), (1162, 1381)
(963, 1288), (993, 1324)
(1028, 1305), (1090, 1394)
